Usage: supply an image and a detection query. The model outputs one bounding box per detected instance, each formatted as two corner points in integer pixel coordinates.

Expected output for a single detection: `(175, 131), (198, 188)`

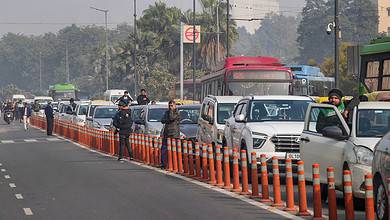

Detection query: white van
(103, 90), (133, 104)
(12, 94), (26, 102)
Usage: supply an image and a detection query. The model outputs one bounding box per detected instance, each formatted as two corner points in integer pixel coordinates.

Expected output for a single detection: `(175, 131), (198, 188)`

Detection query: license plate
(286, 153), (300, 160)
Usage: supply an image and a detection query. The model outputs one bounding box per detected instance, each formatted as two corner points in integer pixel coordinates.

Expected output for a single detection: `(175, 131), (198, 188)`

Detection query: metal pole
(226, 0), (230, 57)
(335, 0), (339, 88)
(133, 0), (137, 98)
(105, 11), (109, 91)
(66, 42), (69, 83)
(180, 22), (184, 100)
(216, 1), (220, 61)
(39, 52), (42, 91)
(192, 0), (196, 101)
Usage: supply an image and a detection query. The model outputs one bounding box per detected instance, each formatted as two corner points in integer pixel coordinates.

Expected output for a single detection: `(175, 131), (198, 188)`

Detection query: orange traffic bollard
(312, 164), (323, 219)
(343, 170), (354, 220)
(297, 161), (311, 216)
(201, 144), (209, 181)
(231, 148), (241, 192)
(158, 137), (163, 167)
(260, 154), (271, 203)
(167, 138), (173, 171)
(177, 139), (183, 173)
(215, 145), (224, 187)
(327, 167), (337, 220)
(271, 157), (283, 207)
(250, 152), (260, 199)
(284, 159), (296, 212)
(365, 174), (375, 220)
(207, 144), (216, 185)
(188, 141), (195, 176)
(194, 142), (201, 179)
(142, 134), (146, 163)
(240, 150), (250, 195)
(172, 139), (178, 173)
(154, 138), (159, 166)
(223, 147), (231, 189)
(146, 135), (151, 165)
(183, 140), (189, 175)
(150, 137), (155, 166)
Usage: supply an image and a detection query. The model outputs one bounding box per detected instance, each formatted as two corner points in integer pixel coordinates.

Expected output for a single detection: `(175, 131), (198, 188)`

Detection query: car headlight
(353, 146), (373, 166)
(92, 121), (101, 128)
(252, 132), (267, 149)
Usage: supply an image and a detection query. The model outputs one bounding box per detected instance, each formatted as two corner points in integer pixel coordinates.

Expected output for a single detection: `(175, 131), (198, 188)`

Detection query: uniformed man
(113, 101), (133, 161)
(44, 102), (54, 135)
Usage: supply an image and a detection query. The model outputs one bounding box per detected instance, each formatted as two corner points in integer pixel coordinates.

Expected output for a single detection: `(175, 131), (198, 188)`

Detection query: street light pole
(216, 1), (220, 61)
(192, 0), (196, 101)
(226, 0), (230, 57)
(39, 52), (42, 91)
(90, 6), (109, 91)
(334, 0), (339, 88)
(133, 0), (137, 98)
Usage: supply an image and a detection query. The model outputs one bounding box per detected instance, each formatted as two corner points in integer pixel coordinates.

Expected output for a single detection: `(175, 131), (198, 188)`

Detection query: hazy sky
(0, 0), (305, 36)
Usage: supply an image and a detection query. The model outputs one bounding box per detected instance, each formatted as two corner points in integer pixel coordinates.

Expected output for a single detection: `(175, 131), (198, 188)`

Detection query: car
(197, 95), (242, 147)
(224, 95), (313, 168)
(373, 131), (390, 220)
(72, 101), (90, 126)
(133, 104), (168, 136)
(300, 101), (390, 199)
(86, 105), (118, 130)
(175, 104), (201, 142)
(86, 100), (113, 122)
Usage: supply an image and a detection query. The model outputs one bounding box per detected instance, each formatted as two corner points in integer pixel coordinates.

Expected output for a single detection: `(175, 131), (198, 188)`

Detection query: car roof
(90, 100), (112, 105)
(250, 95), (313, 101)
(145, 104), (168, 109)
(205, 96), (243, 103)
(95, 105), (118, 109)
(177, 104), (201, 108)
(358, 101), (390, 109)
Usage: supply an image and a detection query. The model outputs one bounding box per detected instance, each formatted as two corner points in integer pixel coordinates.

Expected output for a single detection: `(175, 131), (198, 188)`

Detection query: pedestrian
(136, 89), (150, 105)
(66, 98), (77, 115)
(316, 88), (346, 133)
(113, 100), (133, 161)
(22, 102), (32, 131)
(32, 100), (41, 115)
(115, 90), (133, 106)
(160, 100), (180, 168)
(44, 102), (54, 136)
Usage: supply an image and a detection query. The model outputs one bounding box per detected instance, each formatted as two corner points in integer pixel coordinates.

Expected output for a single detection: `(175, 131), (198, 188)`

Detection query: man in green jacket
(316, 88), (345, 133)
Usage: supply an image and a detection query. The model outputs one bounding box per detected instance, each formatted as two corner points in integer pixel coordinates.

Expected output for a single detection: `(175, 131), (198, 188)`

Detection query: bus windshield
(228, 82), (290, 96)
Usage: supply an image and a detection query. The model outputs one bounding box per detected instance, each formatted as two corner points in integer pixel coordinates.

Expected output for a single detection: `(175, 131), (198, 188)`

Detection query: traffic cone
(312, 163), (323, 219)
(167, 138), (173, 171)
(201, 144), (209, 181)
(284, 159), (296, 212)
(260, 154), (271, 203)
(250, 152), (260, 199)
(231, 148), (241, 192)
(188, 141), (195, 176)
(343, 170), (354, 220)
(183, 140), (189, 175)
(215, 145), (224, 187)
(223, 147), (231, 190)
(172, 139), (178, 173)
(365, 174), (375, 220)
(240, 150), (250, 195)
(208, 144), (216, 185)
(297, 161), (310, 216)
(327, 167), (337, 220)
(177, 139), (183, 173)
(271, 156), (283, 207)
(194, 142), (201, 179)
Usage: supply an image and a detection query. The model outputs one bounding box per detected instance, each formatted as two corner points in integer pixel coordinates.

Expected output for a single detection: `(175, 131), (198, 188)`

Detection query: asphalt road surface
(0, 121), (297, 220)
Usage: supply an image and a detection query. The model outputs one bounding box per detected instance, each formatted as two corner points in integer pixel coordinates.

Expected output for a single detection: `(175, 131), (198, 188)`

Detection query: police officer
(44, 102), (54, 135)
(160, 100), (180, 168)
(113, 100), (133, 161)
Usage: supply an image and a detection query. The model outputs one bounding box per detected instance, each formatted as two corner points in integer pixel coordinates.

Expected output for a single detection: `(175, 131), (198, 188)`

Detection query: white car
(224, 96), (313, 167)
(72, 101), (90, 126)
(300, 101), (390, 199)
(197, 95), (242, 147)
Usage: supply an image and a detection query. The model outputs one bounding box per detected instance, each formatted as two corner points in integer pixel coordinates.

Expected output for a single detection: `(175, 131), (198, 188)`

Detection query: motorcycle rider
(3, 102), (14, 123)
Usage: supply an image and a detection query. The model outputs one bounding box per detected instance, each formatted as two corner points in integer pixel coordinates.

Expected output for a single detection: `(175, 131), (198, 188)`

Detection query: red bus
(200, 56), (294, 99)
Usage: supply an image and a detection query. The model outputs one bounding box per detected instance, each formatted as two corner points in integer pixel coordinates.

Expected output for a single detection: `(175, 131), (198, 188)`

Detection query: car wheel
(374, 177), (388, 220)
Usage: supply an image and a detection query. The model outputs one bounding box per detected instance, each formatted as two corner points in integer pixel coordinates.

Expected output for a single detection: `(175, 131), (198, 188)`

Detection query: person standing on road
(136, 89), (150, 105)
(115, 91), (133, 106)
(22, 102), (32, 130)
(113, 101), (133, 161)
(32, 100), (41, 115)
(44, 102), (54, 136)
(66, 98), (77, 115)
(160, 100), (180, 168)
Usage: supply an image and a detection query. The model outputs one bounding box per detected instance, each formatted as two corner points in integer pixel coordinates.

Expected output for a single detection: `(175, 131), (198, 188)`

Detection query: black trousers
(46, 117), (54, 135)
(119, 133), (132, 159)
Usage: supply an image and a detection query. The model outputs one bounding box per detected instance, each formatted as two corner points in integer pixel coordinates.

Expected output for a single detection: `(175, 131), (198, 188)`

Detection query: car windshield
(217, 103), (236, 124)
(111, 95), (121, 103)
(148, 108), (168, 122)
(228, 82), (290, 96)
(94, 108), (117, 119)
(248, 100), (311, 122)
(132, 108), (143, 120)
(178, 107), (200, 124)
(357, 109), (390, 137)
(78, 105), (88, 115)
(89, 105), (97, 117)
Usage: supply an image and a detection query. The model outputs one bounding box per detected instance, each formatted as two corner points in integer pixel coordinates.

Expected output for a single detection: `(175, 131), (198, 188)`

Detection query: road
(0, 121), (296, 220)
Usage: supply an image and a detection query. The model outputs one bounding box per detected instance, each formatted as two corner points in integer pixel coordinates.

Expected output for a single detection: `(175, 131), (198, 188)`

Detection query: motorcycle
(4, 111), (14, 124)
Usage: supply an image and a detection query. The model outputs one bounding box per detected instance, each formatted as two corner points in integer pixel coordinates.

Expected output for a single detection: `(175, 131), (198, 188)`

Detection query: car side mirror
(322, 126), (348, 140)
(235, 114), (246, 123)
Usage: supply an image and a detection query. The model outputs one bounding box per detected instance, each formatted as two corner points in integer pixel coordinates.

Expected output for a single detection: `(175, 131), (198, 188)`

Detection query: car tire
(374, 177), (388, 220)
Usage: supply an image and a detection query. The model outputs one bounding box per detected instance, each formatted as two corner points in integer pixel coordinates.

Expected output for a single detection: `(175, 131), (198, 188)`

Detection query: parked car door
(300, 103), (350, 186)
(231, 101), (248, 150)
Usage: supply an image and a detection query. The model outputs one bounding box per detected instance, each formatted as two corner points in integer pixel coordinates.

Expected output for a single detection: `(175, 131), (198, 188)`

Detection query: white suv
(224, 96), (313, 167)
(197, 96), (242, 147)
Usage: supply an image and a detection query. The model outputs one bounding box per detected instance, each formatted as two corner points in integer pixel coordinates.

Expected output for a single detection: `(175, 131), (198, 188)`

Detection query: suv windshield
(78, 105), (88, 115)
(357, 109), (390, 137)
(248, 100), (311, 122)
(148, 108), (168, 122)
(94, 108), (117, 119)
(217, 103), (236, 124)
(178, 107), (200, 124)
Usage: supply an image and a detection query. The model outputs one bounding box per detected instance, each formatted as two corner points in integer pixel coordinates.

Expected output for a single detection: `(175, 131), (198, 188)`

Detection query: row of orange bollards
(30, 116), (384, 220)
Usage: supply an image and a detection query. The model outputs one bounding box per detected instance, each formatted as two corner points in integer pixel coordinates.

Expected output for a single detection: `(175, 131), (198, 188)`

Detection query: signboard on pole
(182, 25), (201, 44)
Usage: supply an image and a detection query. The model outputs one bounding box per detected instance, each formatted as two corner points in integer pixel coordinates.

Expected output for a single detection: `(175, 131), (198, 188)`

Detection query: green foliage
(0, 84), (23, 100)
(140, 67), (176, 101)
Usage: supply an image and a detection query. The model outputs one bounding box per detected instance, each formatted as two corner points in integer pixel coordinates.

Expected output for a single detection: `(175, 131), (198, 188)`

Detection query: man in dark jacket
(113, 101), (133, 161)
(316, 88), (346, 133)
(66, 98), (77, 115)
(136, 89), (150, 105)
(22, 102), (32, 130)
(44, 102), (54, 135)
(115, 91), (133, 106)
(160, 100), (180, 168)
(32, 100), (41, 114)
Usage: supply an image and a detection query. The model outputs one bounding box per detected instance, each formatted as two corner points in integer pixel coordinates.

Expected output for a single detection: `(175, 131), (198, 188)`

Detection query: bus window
(384, 60), (390, 75)
(365, 61), (380, 91)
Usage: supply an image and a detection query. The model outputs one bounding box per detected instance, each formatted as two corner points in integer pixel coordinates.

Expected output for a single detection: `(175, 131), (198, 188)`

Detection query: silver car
(373, 131), (390, 220)
(86, 105), (118, 130)
(133, 104), (168, 136)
